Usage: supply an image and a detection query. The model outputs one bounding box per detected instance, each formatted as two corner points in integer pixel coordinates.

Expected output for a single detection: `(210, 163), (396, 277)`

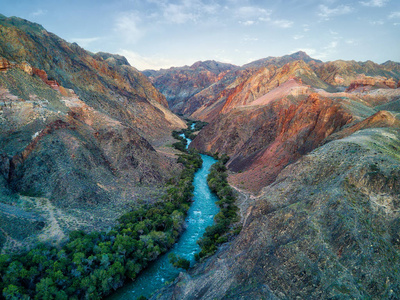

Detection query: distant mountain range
(145, 52), (400, 193)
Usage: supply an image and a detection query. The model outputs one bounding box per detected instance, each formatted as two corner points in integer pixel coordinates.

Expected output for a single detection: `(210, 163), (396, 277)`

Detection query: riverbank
(109, 122), (219, 299)
(109, 154), (219, 299)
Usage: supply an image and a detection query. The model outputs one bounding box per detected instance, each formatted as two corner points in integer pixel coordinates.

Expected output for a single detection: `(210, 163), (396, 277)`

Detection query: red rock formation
(0, 57), (33, 75)
(384, 78), (397, 88)
(325, 110), (400, 143)
(345, 75), (397, 92)
(189, 61), (330, 122)
(191, 93), (353, 193)
(0, 57), (12, 71)
(18, 61), (33, 75)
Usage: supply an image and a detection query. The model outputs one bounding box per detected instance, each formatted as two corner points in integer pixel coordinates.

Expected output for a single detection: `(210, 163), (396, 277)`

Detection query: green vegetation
(168, 253), (190, 271)
(196, 154), (242, 259)
(0, 124), (202, 300)
(172, 120), (208, 143)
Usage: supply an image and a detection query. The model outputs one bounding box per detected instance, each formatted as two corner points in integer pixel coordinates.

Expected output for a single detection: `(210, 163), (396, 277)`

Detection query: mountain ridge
(0, 15), (185, 253)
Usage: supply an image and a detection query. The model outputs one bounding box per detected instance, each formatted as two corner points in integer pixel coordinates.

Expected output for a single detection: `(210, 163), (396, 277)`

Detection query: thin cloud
(370, 20), (384, 25)
(359, 0), (389, 7)
(293, 35), (304, 40)
(119, 49), (188, 70)
(150, 0), (220, 25)
(389, 12), (400, 19)
(235, 6), (280, 27)
(243, 36), (259, 42)
(30, 9), (47, 17)
(315, 41), (339, 60)
(345, 39), (358, 45)
(70, 37), (101, 48)
(163, 3), (196, 24)
(318, 4), (353, 20)
(271, 19), (293, 28)
(240, 20), (255, 26)
(236, 6), (271, 19)
(114, 12), (144, 43)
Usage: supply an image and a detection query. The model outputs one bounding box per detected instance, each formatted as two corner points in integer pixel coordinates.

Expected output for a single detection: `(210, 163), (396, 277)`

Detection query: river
(109, 131), (219, 299)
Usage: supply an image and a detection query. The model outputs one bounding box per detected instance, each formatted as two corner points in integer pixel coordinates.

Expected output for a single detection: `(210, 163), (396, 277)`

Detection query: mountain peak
(190, 60), (237, 73)
(0, 15), (46, 35)
(289, 51), (310, 59)
(242, 51), (321, 69)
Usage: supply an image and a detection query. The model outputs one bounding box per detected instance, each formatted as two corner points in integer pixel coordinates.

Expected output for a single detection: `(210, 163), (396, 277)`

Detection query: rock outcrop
(345, 75), (398, 92)
(191, 93), (353, 193)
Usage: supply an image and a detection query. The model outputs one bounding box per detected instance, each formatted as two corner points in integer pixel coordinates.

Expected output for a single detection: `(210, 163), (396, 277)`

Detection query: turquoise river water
(109, 135), (219, 299)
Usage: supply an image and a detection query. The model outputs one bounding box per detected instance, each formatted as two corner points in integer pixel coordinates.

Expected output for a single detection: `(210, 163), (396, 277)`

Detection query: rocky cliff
(0, 15), (185, 252)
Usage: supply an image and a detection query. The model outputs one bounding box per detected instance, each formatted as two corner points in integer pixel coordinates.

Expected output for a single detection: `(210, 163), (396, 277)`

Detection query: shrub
(196, 154), (241, 259)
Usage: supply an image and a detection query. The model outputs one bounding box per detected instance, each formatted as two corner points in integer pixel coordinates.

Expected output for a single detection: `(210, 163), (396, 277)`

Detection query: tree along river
(109, 133), (219, 299)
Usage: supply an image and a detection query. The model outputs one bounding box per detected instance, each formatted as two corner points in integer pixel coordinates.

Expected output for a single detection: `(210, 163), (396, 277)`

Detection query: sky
(2, 0), (400, 70)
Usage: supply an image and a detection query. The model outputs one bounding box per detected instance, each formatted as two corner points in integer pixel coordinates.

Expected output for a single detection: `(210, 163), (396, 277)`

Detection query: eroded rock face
(0, 15), (185, 141)
(0, 57), (12, 71)
(191, 93), (353, 193)
(154, 127), (400, 299)
(144, 60), (236, 115)
(0, 15), (184, 252)
(345, 75), (398, 92)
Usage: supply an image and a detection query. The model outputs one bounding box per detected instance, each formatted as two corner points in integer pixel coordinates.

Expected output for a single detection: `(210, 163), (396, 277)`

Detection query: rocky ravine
(0, 15), (185, 253)
(153, 126), (400, 299)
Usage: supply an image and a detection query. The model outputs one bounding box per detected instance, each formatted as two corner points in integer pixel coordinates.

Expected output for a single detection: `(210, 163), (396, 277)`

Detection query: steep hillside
(313, 60), (400, 87)
(191, 93), (354, 192)
(154, 126), (400, 299)
(144, 60), (236, 115)
(0, 15), (185, 252)
(0, 15), (184, 141)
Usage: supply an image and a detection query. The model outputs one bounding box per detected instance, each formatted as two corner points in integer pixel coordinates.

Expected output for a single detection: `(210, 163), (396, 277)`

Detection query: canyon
(146, 51), (400, 299)
(1, 13), (400, 300)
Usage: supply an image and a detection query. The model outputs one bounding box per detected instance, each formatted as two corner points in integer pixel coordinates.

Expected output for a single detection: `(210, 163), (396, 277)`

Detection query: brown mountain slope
(185, 54), (400, 193)
(145, 52), (400, 124)
(144, 60), (236, 115)
(191, 93), (353, 193)
(0, 16), (185, 252)
(0, 15), (184, 141)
